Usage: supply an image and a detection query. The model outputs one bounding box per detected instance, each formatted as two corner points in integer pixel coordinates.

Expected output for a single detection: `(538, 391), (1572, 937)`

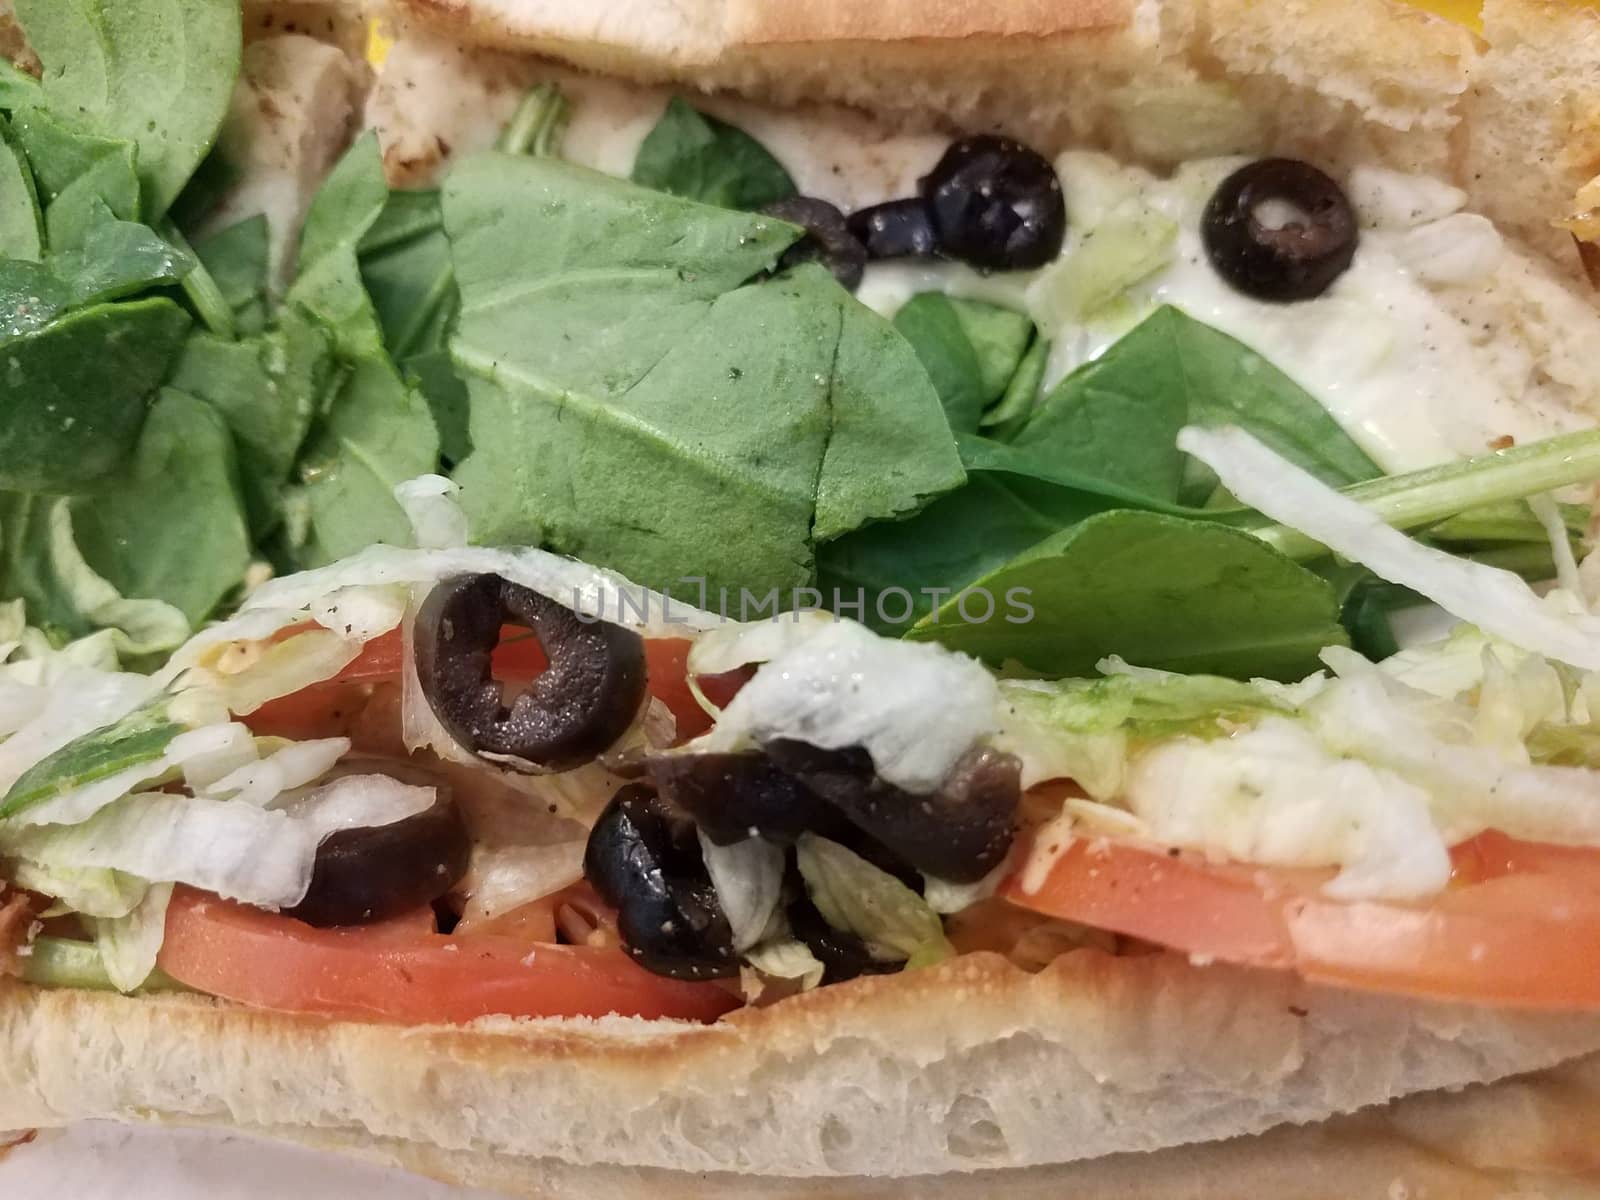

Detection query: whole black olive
(786, 893), (903, 985)
(765, 740), (1020, 884)
(919, 135), (1065, 271)
(414, 574), (646, 772)
(1201, 157), (1358, 302)
(763, 196), (868, 290)
(847, 198), (940, 261)
(648, 750), (832, 846)
(287, 785), (471, 929)
(584, 783), (738, 981)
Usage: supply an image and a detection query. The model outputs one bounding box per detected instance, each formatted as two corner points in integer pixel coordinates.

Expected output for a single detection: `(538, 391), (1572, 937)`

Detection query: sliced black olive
(847, 198), (940, 261)
(786, 893), (903, 985)
(1201, 157), (1358, 302)
(584, 783), (738, 981)
(765, 740), (1020, 884)
(287, 787), (471, 929)
(648, 750), (832, 846)
(763, 196), (868, 290)
(919, 135), (1065, 271)
(414, 573), (646, 772)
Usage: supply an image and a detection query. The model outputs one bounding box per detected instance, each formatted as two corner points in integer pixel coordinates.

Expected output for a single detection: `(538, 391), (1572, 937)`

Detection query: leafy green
(444, 154), (962, 593)
(980, 332), (1050, 438)
(285, 356), (441, 565)
(795, 833), (952, 967)
(192, 213), (269, 335)
(72, 388), (251, 625)
(909, 510), (1347, 680)
(892, 294), (1034, 434)
(496, 82), (570, 158)
(276, 134), (439, 566)
(7, 107), (141, 249)
(1013, 306), (1381, 506)
(0, 115), (42, 260)
(157, 216), (233, 337)
(0, 297), (190, 492)
(0, 259), (71, 337)
(49, 202), (196, 306)
(358, 188), (454, 361)
(1246, 428), (1600, 561)
(166, 313), (334, 540)
(0, 700), (183, 820)
(11, 0), (241, 217)
(0, 493), (190, 651)
(1002, 668), (1296, 742)
(631, 96), (796, 211)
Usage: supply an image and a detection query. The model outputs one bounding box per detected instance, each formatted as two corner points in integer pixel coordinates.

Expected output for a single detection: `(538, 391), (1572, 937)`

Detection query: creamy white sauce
(372, 30), (1600, 477)
(857, 153), (1597, 473)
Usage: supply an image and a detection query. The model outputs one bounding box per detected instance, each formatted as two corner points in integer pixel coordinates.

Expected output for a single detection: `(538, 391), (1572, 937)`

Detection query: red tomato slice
(1003, 830), (1600, 1009)
(158, 887), (737, 1024)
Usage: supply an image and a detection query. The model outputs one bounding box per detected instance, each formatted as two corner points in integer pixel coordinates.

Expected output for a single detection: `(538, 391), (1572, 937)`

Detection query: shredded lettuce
(698, 832), (784, 953)
(2, 773), (434, 909)
(1181, 425), (1600, 669)
(695, 618), (1001, 793)
(795, 833), (953, 967)
(88, 880), (172, 992)
(742, 938), (825, 997)
(1126, 716), (1449, 899)
(4, 860), (146, 918)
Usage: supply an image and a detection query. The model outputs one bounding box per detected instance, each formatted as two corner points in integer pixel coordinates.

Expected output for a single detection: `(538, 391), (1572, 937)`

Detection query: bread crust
(9, 949), (1600, 1179)
(387, 0), (1600, 276)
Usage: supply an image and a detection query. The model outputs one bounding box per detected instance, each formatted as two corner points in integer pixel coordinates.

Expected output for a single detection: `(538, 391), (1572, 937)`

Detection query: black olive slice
(584, 784), (738, 981)
(1201, 157), (1358, 302)
(763, 196), (868, 290)
(786, 893), (903, 985)
(648, 750), (831, 846)
(414, 573), (646, 772)
(847, 198), (940, 261)
(287, 784), (471, 929)
(919, 135), (1066, 271)
(765, 740), (1020, 884)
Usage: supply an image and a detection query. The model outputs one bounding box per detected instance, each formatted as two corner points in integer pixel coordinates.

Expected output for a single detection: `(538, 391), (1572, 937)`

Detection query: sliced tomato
(1003, 830), (1600, 1009)
(158, 887), (737, 1024)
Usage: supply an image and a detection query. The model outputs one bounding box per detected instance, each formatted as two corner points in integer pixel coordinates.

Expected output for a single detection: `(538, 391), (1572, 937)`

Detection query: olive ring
(1201, 157), (1358, 302)
(413, 573), (647, 772)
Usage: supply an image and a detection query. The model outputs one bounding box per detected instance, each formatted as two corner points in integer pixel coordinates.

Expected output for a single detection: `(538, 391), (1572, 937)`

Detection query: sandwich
(6, 0), (1600, 1195)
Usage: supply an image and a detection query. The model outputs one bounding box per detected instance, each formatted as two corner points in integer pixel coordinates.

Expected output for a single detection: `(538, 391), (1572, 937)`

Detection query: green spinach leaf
(980, 333), (1050, 438)
(0, 493), (188, 650)
(273, 134), (440, 567)
(157, 216), (233, 337)
(11, 0), (241, 217)
(0, 115), (42, 260)
(166, 312), (334, 540)
(908, 510), (1346, 681)
(8, 108), (141, 249)
(192, 213), (269, 335)
(282, 356), (441, 566)
(631, 96), (796, 211)
(1013, 305), (1381, 506)
(0, 260), (71, 337)
(0, 297), (190, 492)
(49, 202), (195, 307)
(443, 154), (962, 594)
(892, 294), (1034, 435)
(71, 388), (251, 625)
